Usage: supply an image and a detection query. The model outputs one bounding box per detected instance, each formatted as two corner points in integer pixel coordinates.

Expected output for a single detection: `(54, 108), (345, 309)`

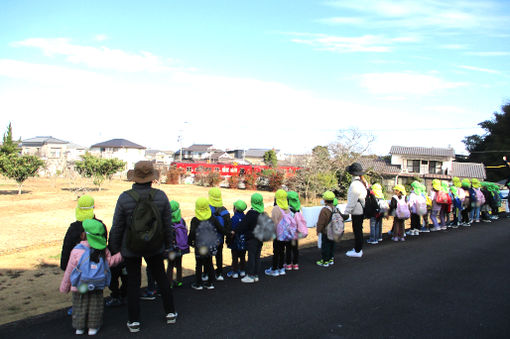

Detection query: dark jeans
(461, 209), (470, 223)
(410, 213), (421, 230)
(285, 240), (299, 265)
(167, 256), (183, 283)
(321, 235), (335, 261)
(351, 215), (364, 252)
(109, 264), (128, 299)
(195, 255), (215, 285)
(125, 254), (175, 322)
(231, 250), (246, 272)
(246, 238), (262, 276)
(215, 240), (224, 275)
(271, 240), (287, 270)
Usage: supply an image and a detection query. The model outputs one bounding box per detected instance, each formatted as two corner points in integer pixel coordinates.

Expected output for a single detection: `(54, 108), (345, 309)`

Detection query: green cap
(323, 191), (335, 201)
(251, 193), (265, 213)
(287, 191), (301, 212)
(170, 200), (181, 223)
(234, 200), (247, 212)
(82, 219), (106, 250)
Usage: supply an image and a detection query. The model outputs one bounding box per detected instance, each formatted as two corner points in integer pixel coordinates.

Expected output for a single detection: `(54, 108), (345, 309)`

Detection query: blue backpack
(210, 206), (230, 243)
(70, 244), (111, 292)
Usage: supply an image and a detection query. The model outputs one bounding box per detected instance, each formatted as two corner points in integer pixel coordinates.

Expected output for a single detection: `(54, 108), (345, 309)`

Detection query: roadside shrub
(205, 171), (221, 187)
(228, 175), (240, 189)
(243, 172), (258, 190)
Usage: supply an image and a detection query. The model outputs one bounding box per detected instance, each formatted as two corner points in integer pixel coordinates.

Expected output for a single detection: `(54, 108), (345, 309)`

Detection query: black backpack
(125, 189), (164, 254)
(363, 188), (380, 219)
(253, 212), (275, 242)
(195, 219), (219, 256)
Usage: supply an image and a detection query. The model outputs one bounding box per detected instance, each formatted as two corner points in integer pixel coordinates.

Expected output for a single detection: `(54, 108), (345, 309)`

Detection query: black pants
(461, 209), (470, 223)
(109, 264), (128, 299)
(351, 215), (364, 252)
(246, 238), (262, 277)
(231, 250), (246, 272)
(167, 256), (183, 283)
(410, 213), (421, 230)
(215, 240), (224, 276)
(321, 235), (335, 261)
(125, 254), (175, 323)
(285, 240), (299, 265)
(271, 240), (287, 270)
(195, 255), (215, 285)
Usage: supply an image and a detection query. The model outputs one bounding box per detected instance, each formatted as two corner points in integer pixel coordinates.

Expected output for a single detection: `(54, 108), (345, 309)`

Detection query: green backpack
(126, 189), (164, 253)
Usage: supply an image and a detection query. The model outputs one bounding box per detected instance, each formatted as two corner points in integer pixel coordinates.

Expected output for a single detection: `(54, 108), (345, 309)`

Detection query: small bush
(228, 175), (240, 189)
(243, 172), (258, 190)
(205, 171), (221, 187)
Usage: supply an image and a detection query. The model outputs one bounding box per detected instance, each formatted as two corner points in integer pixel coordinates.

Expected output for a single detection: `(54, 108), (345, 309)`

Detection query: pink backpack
(475, 188), (485, 205)
(415, 195), (427, 216)
(294, 211), (308, 239)
(395, 196), (410, 219)
(276, 208), (297, 241)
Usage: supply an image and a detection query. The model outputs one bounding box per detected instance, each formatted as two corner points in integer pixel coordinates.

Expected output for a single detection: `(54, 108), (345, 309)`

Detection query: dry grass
(0, 177), (394, 325)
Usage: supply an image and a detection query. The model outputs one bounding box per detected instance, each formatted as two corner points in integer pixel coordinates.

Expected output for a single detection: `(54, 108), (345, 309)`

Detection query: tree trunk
(18, 183), (22, 195)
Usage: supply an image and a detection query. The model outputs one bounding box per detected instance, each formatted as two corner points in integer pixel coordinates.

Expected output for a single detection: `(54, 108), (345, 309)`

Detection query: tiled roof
(451, 162), (486, 179)
(91, 139), (145, 149)
(390, 146), (455, 158)
(185, 144), (214, 152)
(359, 157), (401, 175)
(245, 149), (279, 158)
(22, 136), (68, 146)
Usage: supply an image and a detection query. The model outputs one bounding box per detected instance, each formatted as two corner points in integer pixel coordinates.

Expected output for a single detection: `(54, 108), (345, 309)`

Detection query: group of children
(365, 177), (505, 243)
(60, 178), (505, 335)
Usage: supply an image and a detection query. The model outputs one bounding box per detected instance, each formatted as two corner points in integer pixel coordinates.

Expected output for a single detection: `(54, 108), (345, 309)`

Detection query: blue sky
(1, 0), (509, 156)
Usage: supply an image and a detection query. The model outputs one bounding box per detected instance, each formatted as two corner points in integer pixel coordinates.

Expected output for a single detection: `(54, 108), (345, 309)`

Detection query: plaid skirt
(72, 290), (104, 330)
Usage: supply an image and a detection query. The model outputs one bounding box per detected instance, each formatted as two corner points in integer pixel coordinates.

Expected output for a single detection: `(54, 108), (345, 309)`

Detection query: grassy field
(0, 177), (395, 325)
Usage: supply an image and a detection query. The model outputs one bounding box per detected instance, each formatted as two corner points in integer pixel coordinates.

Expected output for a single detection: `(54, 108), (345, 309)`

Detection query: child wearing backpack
(429, 179), (445, 231)
(285, 191), (307, 270)
(227, 200), (248, 279)
(167, 201), (189, 288)
(470, 179), (483, 223)
(208, 188), (231, 281)
(60, 219), (123, 336)
(188, 197), (221, 290)
(237, 193), (269, 283)
(368, 184), (386, 244)
(265, 189), (296, 277)
(406, 181), (426, 236)
(460, 179), (472, 226)
(387, 185), (409, 242)
(316, 191), (344, 266)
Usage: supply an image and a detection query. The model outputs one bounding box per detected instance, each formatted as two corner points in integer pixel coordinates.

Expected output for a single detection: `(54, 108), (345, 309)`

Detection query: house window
(421, 160), (428, 165)
(407, 160), (420, 173)
(429, 161), (442, 174)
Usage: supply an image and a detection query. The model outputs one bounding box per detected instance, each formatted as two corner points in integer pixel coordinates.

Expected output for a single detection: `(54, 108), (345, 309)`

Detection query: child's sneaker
(204, 283), (215, 290)
(316, 260), (329, 267)
(88, 328), (99, 336)
(391, 237), (399, 242)
(127, 321), (140, 333)
(75, 329), (85, 335)
(292, 264), (299, 270)
(241, 275), (254, 283)
(201, 274), (208, 281)
(419, 227), (430, 233)
(285, 264), (292, 271)
(239, 270), (246, 277)
(139, 289), (157, 300)
(166, 312), (178, 324)
(253, 275), (259, 282)
(105, 297), (123, 307)
(264, 268), (279, 276)
(279, 268), (286, 275)
(191, 283), (204, 290)
(378, 238), (383, 242)
(399, 237), (406, 241)
(327, 259), (334, 266)
(215, 274), (224, 281)
(226, 271), (235, 278)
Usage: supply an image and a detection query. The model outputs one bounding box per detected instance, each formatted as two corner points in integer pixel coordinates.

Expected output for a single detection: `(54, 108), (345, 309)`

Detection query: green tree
(463, 102), (510, 181)
(263, 149), (278, 168)
(1, 122), (19, 155)
(75, 153), (126, 191)
(0, 154), (44, 194)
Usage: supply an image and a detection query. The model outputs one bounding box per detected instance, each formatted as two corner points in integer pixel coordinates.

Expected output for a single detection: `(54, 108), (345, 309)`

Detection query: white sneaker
(241, 275), (254, 283)
(126, 322), (140, 333)
(346, 249), (363, 258)
(166, 312), (178, 324)
(253, 275), (259, 282)
(216, 274), (224, 281)
(75, 329), (85, 335)
(279, 268), (286, 276)
(88, 328), (99, 335)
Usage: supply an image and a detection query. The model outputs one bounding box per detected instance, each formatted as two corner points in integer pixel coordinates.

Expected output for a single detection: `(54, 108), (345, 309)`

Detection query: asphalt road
(2, 217), (510, 338)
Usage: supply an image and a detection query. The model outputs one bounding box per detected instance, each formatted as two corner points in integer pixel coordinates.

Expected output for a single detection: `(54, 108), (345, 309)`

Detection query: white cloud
(466, 51), (510, 56)
(94, 34), (108, 42)
(358, 72), (467, 95)
(458, 65), (501, 74)
(317, 17), (365, 25)
(289, 33), (417, 53)
(440, 44), (468, 50)
(11, 38), (182, 73)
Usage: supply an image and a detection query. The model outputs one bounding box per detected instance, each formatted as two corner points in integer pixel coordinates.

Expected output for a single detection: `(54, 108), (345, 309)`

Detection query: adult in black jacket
(109, 161), (177, 333)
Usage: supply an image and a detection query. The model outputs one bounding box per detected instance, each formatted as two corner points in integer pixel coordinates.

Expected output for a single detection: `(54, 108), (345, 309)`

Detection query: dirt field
(0, 177), (394, 325)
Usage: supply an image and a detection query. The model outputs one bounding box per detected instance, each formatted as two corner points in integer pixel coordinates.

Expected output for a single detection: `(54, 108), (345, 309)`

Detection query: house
(174, 144), (215, 161)
(90, 138), (146, 171)
(360, 145), (486, 193)
(244, 148), (285, 165)
(21, 136), (86, 175)
(145, 149), (174, 165)
(209, 151), (235, 164)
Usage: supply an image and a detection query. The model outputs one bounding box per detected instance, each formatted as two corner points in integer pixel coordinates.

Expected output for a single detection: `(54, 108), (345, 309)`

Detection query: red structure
(172, 162), (301, 177)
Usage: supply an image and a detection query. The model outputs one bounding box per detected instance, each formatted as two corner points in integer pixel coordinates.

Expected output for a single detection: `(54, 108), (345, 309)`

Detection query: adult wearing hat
(109, 161), (177, 333)
(344, 162), (368, 258)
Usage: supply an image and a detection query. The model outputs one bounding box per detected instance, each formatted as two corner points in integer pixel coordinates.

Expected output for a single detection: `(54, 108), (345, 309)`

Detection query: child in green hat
(60, 219), (123, 336)
(227, 200), (248, 278)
